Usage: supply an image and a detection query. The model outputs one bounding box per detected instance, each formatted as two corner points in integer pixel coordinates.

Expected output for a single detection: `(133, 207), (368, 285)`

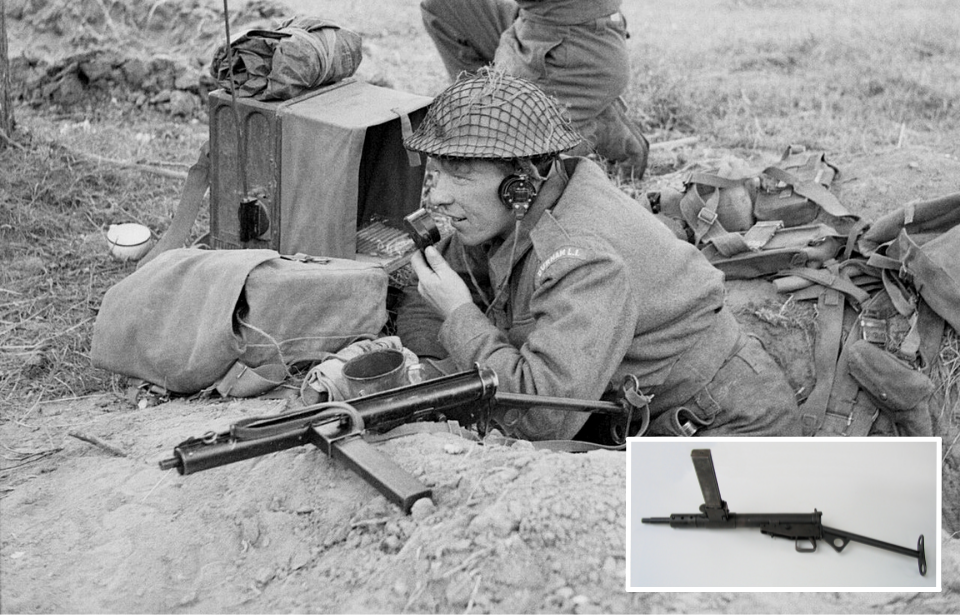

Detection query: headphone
(498, 172), (538, 220)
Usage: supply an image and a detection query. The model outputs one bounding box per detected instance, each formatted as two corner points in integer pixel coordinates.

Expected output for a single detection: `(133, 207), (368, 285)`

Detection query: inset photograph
(627, 438), (940, 591)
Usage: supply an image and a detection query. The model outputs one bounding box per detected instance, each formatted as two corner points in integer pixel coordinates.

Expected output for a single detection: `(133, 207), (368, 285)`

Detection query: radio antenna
(221, 0), (249, 197)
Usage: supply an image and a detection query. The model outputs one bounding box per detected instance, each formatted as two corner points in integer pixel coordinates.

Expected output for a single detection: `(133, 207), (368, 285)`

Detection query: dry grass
(620, 0), (960, 155)
(0, 124), (196, 412)
(934, 329), (960, 451)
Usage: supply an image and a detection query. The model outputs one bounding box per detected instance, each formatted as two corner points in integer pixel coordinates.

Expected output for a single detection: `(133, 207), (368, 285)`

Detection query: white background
(627, 438), (940, 590)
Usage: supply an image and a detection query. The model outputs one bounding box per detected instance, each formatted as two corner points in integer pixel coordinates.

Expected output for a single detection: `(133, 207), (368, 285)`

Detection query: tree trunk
(0, 0), (13, 150)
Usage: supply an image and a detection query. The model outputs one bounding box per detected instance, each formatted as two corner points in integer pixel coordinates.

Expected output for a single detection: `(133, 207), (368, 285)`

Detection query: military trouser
(647, 334), (803, 437)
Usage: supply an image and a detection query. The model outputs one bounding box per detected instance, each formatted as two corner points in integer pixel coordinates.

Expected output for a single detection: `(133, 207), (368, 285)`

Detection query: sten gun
(160, 365), (647, 513)
(641, 449), (927, 575)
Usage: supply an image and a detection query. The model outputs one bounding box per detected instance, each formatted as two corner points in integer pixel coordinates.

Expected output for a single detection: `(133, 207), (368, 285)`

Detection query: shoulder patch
(535, 246), (588, 282)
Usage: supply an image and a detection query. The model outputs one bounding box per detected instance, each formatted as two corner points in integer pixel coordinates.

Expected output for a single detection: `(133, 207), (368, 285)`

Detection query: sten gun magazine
(641, 449), (927, 576)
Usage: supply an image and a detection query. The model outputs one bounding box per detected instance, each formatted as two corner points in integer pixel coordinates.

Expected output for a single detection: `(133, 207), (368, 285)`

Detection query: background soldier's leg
(495, 13), (649, 177)
(420, 0), (518, 79)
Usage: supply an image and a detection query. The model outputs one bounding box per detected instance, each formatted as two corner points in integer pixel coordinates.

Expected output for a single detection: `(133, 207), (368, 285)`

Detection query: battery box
(209, 79), (432, 260)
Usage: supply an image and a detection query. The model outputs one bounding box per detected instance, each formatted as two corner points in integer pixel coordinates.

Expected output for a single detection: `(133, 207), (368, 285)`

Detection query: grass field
(622, 0), (960, 153)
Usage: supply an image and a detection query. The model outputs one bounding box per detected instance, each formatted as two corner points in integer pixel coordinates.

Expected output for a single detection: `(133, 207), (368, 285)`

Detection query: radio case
(208, 79), (432, 258)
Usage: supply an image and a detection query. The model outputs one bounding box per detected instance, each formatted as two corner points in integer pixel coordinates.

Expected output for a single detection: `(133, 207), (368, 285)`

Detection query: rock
(555, 586), (575, 600)
(166, 90), (197, 117)
(122, 58), (148, 89)
(410, 497), (436, 520)
(289, 544), (312, 570)
(78, 57), (114, 83)
(468, 502), (518, 537)
(174, 66), (202, 92)
(254, 567), (274, 586)
(48, 72), (85, 106)
(380, 535), (402, 553)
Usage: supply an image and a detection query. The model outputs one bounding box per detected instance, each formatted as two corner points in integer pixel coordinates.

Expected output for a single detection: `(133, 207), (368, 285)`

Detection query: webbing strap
(683, 172), (746, 191)
(917, 301), (946, 368)
(800, 286), (845, 436)
(780, 267), (870, 306)
(680, 187), (731, 247)
(866, 251), (902, 271)
(842, 218), (870, 261)
(881, 268), (917, 317)
(138, 141), (210, 268)
(392, 106), (422, 167)
(898, 312), (922, 362)
(709, 231), (751, 257)
(762, 166), (849, 219)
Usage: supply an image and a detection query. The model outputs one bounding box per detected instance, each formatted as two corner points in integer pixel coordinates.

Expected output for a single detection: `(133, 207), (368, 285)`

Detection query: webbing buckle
(697, 208), (718, 226)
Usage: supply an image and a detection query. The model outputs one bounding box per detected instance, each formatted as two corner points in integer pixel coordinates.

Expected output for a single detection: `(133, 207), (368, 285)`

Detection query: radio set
(208, 79), (433, 261)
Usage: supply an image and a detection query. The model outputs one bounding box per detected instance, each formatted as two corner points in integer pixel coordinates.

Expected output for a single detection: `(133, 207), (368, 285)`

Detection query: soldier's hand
(411, 246), (473, 319)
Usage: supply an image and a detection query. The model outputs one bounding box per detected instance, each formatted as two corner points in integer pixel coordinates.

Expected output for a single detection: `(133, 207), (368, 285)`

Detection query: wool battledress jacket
(396, 157), (741, 440)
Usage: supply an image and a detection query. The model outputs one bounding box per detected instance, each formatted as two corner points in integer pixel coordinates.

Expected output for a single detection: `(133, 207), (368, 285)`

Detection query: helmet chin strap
(484, 217), (523, 317)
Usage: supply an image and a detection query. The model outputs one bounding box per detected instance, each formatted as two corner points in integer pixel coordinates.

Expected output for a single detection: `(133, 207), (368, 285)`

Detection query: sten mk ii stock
(160, 366), (647, 513)
(641, 449), (927, 575)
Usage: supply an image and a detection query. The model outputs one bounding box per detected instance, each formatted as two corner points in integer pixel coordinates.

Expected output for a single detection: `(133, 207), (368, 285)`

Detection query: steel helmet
(404, 68), (583, 159)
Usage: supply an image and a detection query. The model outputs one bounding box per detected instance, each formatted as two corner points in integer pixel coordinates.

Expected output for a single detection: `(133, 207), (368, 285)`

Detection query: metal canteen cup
(342, 348), (411, 398)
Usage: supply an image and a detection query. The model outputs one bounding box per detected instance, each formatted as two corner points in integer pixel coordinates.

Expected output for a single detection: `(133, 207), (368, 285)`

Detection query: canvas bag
(753, 146), (856, 232)
(91, 248), (388, 395)
(658, 148), (860, 279)
(900, 224), (960, 333)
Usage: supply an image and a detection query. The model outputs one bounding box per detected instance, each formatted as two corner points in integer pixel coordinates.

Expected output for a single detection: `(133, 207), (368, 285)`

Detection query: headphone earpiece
(498, 173), (538, 219)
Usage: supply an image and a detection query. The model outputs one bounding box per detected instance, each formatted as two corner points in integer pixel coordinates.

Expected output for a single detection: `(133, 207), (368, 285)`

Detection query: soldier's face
(427, 158), (515, 246)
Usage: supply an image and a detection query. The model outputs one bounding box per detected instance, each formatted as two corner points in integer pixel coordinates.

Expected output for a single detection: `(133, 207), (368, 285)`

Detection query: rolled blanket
(211, 16), (362, 100)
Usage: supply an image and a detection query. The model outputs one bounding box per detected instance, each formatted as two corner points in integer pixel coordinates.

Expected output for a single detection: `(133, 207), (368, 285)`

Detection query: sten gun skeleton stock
(159, 366), (648, 513)
(641, 449), (927, 576)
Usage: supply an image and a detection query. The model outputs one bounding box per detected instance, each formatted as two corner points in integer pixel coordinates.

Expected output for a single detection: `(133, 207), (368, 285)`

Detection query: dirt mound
(2, 395), (956, 613)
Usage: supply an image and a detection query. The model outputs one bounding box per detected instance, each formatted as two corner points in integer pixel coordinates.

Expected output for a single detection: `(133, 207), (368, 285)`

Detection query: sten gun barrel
(641, 449), (927, 575)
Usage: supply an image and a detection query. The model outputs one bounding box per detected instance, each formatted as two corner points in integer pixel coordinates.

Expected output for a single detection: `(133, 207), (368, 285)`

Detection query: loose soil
(2, 0), (958, 613)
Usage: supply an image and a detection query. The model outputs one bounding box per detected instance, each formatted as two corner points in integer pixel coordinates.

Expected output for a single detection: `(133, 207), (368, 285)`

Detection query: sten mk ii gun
(641, 449), (927, 575)
(160, 366), (647, 513)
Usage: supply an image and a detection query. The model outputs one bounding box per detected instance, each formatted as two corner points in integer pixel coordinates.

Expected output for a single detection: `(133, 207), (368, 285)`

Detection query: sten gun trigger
(641, 449), (927, 575)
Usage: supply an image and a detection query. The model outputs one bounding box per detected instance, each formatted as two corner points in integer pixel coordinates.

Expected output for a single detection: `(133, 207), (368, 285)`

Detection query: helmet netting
(404, 68), (583, 159)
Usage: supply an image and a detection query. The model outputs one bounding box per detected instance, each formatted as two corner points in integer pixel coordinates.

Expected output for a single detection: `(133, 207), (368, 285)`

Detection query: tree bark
(0, 0), (13, 150)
